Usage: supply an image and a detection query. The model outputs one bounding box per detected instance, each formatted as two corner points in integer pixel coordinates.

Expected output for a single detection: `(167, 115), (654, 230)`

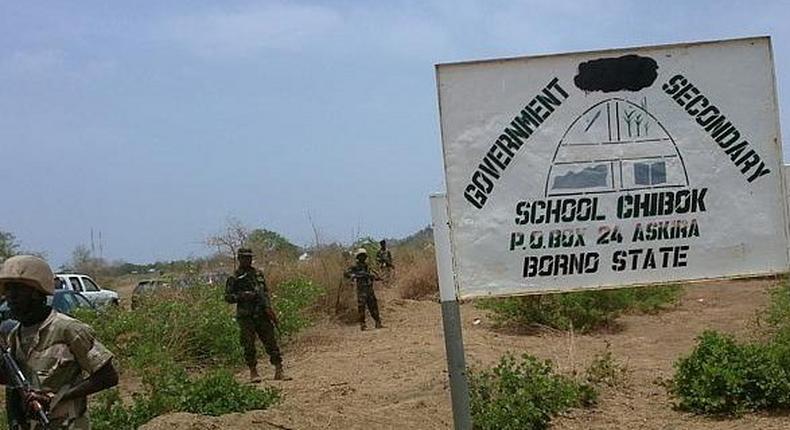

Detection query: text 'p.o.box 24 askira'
(436, 36), (789, 299)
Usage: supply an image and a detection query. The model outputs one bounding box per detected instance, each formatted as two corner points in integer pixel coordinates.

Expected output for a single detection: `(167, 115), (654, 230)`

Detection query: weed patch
(477, 285), (683, 333)
(469, 353), (596, 430)
(585, 342), (628, 388)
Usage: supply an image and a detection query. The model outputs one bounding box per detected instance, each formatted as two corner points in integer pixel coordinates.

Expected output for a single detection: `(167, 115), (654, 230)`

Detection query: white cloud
(161, 3), (343, 57)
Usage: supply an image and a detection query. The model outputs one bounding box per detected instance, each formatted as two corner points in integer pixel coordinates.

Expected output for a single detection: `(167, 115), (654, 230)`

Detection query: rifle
(348, 269), (381, 284)
(1, 343), (50, 428)
(334, 276), (345, 315)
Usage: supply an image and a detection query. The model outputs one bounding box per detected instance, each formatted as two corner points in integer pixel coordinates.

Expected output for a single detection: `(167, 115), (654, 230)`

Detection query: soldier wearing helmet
(225, 248), (285, 382)
(344, 248), (383, 331)
(0, 255), (118, 429)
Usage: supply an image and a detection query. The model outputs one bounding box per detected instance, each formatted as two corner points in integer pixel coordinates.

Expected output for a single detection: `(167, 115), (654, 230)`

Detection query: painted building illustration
(544, 98), (689, 197)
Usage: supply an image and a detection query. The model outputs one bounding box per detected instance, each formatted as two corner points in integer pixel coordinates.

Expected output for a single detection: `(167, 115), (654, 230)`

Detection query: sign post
(436, 36), (789, 300)
(430, 192), (472, 430)
(434, 36), (789, 425)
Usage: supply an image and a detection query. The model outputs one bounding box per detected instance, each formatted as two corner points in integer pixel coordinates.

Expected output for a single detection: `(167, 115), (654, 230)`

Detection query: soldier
(375, 240), (394, 272)
(0, 255), (119, 429)
(225, 248), (285, 382)
(344, 248), (383, 331)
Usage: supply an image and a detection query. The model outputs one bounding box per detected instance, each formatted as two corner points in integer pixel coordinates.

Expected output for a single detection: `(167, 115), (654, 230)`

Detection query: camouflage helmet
(354, 248), (368, 257)
(0, 255), (55, 295)
(237, 248), (254, 258)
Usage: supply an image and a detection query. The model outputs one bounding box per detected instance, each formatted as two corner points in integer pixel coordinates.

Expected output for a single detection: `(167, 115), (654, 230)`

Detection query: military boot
(360, 322), (367, 331)
(274, 364), (285, 381)
(375, 320), (383, 329)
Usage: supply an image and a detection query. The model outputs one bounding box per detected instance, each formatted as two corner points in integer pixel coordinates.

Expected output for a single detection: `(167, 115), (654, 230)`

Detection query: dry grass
(394, 246), (438, 301)
(264, 246), (360, 324)
(132, 235), (441, 325)
(263, 242), (439, 319)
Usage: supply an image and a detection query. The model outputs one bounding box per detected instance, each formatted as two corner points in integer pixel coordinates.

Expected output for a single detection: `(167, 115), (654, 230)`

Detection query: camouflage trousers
(357, 286), (381, 325)
(238, 315), (282, 367)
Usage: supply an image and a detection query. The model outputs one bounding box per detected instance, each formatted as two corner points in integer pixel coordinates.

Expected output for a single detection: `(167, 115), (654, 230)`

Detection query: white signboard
(437, 37), (789, 299)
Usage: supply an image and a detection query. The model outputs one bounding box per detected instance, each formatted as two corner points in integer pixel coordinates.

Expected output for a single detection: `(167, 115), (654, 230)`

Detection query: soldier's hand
(240, 291), (258, 301)
(24, 389), (53, 414)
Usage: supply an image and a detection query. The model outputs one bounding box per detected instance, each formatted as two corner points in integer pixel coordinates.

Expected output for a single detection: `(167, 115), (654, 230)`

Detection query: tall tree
(246, 228), (300, 262)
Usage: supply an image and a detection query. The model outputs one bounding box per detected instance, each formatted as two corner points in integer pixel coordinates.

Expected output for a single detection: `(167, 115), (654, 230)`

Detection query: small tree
(71, 245), (91, 268)
(206, 218), (249, 258)
(0, 230), (20, 262)
(69, 245), (107, 276)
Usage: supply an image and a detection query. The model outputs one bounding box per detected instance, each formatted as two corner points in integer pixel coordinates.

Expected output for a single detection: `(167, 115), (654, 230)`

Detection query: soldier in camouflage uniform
(0, 255), (119, 429)
(375, 240), (394, 272)
(225, 248), (285, 382)
(344, 249), (383, 331)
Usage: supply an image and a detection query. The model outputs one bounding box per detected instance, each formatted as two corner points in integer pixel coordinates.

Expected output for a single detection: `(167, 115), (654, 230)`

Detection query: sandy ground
(138, 278), (790, 430)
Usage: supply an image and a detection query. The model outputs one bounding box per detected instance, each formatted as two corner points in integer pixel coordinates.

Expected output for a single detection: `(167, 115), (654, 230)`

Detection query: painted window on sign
(552, 164), (610, 189)
(634, 161), (667, 185)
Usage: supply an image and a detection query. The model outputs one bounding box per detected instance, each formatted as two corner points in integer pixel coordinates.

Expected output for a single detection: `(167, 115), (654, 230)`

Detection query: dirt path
(142, 278), (790, 430)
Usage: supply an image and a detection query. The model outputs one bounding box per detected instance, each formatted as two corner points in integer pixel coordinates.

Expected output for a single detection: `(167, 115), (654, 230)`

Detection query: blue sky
(2, 0), (789, 266)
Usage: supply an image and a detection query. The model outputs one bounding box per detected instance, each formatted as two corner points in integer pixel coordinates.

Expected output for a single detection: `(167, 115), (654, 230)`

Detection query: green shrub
(477, 285), (682, 333)
(75, 280), (321, 371)
(74, 285), (244, 369)
(74, 280), (315, 428)
(469, 353), (597, 430)
(180, 369), (280, 416)
(270, 278), (323, 339)
(671, 331), (790, 415)
(670, 281), (790, 416)
(91, 363), (280, 430)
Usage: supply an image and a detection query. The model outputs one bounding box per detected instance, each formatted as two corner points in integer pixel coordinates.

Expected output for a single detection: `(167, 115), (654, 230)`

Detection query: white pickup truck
(55, 273), (120, 307)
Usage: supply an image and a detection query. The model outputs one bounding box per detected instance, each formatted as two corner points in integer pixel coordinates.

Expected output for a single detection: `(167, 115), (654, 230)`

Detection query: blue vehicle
(0, 289), (96, 322)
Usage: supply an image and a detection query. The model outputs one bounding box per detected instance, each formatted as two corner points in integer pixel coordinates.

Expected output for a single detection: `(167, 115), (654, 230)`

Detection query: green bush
(671, 331), (790, 415)
(180, 369), (280, 416)
(74, 279), (317, 428)
(91, 365), (280, 430)
(74, 284), (244, 369)
(468, 353), (597, 430)
(75, 280), (321, 371)
(670, 281), (790, 416)
(477, 285), (682, 333)
(270, 278), (322, 339)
